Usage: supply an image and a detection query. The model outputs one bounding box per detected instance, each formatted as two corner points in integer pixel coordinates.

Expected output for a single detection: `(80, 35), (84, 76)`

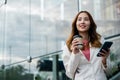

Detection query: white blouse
(62, 38), (108, 80)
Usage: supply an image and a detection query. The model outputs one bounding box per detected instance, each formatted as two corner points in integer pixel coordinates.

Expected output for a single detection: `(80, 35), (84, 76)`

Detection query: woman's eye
(77, 17), (89, 21)
(84, 18), (89, 21)
(78, 18), (81, 21)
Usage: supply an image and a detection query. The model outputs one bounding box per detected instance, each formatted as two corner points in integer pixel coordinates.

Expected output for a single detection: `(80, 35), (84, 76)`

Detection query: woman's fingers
(100, 48), (110, 58)
(71, 39), (80, 53)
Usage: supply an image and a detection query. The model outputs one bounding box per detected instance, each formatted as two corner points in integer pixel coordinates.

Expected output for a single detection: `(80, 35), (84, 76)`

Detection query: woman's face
(76, 13), (90, 33)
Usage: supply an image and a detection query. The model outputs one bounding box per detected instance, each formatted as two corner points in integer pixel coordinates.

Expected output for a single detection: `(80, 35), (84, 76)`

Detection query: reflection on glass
(0, 0), (119, 80)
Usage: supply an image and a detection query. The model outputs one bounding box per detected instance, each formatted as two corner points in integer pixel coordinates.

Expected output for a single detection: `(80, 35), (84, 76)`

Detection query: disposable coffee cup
(73, 35), (83, 49)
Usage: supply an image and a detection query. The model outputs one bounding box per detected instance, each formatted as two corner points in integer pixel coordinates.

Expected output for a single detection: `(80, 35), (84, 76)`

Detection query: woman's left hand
(100, 48), (110, 68)
(100, 48), (110, 60)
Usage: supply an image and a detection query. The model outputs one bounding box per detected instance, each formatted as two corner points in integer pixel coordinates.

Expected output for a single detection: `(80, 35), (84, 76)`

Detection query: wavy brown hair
(66, 11), (102, 52)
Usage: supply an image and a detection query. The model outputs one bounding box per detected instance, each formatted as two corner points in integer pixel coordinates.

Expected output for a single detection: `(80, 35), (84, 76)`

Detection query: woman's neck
(79, 32), (89, 40)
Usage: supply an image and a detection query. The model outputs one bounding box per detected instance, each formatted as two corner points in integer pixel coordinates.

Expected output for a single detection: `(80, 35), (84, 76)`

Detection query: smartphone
(97, 41), (113, 57)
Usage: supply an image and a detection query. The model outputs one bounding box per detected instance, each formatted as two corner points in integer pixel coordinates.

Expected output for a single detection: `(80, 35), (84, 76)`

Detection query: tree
(0, 65), (34, 80)
(35, 74), (41, 80)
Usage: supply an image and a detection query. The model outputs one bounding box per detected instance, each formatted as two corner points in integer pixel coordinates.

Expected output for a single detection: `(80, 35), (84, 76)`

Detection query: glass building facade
(0, 0), (120, 80)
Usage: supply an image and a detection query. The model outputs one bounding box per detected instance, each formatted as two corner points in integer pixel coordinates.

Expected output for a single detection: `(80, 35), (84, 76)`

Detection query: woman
(62, 11), (110, 80)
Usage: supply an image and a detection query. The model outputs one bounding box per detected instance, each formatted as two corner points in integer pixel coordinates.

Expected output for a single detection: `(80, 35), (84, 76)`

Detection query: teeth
(81, 26), (85, 27)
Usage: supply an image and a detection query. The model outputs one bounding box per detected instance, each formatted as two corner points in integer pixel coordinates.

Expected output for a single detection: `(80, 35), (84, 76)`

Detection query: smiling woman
(62, 11), (110, 80)
(76, 12), (90, 33)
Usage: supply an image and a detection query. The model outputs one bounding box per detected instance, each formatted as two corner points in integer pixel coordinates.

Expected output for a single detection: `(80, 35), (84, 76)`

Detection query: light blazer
(62, 38), (108, 80)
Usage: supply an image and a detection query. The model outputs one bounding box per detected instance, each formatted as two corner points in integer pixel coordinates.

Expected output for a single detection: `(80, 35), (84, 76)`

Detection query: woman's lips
(80, 25), (86, 28)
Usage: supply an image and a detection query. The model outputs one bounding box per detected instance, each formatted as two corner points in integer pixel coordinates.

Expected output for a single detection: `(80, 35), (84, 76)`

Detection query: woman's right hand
(71, 39), (80, 54)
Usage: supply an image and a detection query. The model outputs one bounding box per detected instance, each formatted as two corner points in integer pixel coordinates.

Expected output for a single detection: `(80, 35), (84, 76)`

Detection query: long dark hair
(66, 11), (102, 52)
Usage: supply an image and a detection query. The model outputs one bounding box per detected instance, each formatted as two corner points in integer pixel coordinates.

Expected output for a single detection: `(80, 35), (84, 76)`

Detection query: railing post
(52, 55), (59, 80)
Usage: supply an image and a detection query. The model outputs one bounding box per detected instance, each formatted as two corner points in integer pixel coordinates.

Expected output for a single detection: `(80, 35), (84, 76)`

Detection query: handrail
(2, 50), (63, 68)
(1, 33), (120, 68)
(109, 72), (120, 80)
(105, 33), (120, 41)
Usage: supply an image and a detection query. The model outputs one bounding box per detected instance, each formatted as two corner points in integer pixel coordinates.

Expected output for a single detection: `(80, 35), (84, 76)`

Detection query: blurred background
(0, 0), (120, 80)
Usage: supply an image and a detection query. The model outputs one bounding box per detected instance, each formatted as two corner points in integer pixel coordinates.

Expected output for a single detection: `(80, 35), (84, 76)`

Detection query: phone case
(97, 41), (113, 57)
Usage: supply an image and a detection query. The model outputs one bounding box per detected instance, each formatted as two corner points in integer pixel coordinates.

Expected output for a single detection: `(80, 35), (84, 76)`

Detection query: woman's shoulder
(62, 43), (70, 52)
(100, 36), (105, 44)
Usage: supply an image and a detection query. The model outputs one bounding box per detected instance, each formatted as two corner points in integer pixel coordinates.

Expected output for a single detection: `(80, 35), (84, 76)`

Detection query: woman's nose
(81, 19), (85, 23)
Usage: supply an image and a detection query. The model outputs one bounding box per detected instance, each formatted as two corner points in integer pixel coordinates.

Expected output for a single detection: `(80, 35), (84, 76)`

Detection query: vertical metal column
(52, 55), (59, 80)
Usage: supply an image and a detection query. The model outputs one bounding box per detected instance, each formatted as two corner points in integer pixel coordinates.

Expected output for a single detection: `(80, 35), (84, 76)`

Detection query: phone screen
(97, 41), (113, 57)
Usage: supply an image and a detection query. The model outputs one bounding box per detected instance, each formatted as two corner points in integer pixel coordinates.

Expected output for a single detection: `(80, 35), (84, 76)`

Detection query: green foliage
(106, 52), (120, 79)
(110, 52), (116, 61)
(0, 65), (34, 80)
(35, 74), (41, 80)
